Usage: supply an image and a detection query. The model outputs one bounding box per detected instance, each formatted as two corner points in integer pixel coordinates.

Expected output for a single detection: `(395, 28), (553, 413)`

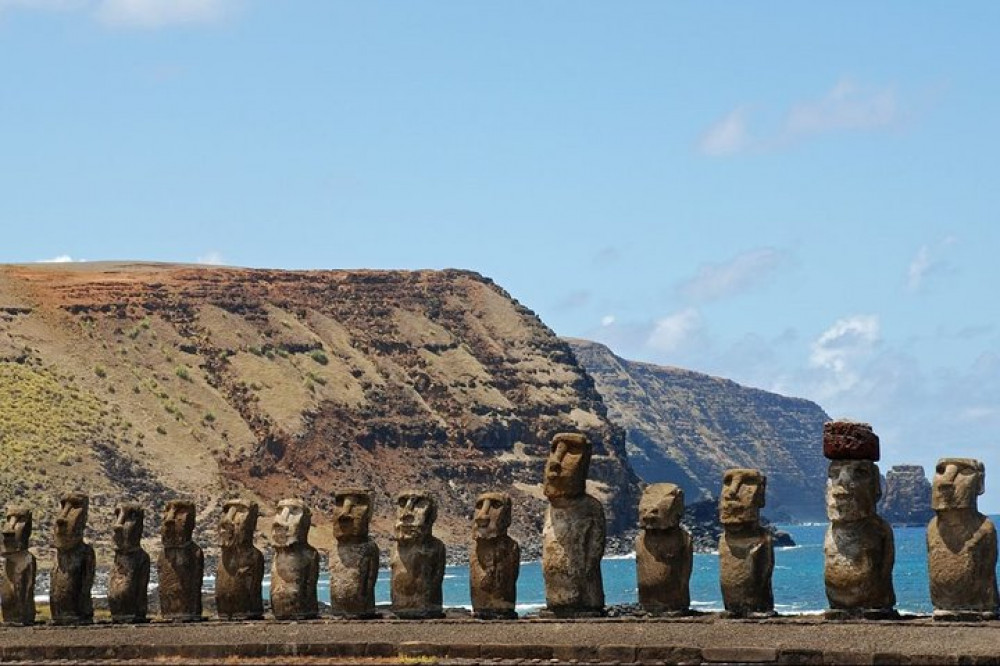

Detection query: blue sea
(238, 522), (952, 616)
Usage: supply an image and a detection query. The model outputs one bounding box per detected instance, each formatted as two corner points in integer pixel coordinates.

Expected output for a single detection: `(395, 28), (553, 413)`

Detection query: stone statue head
(332, 488), (373, 541)
(826, 460), (881, 522)
(639, 483), (685, 530)
(395, 490), (436, 543)
(1, 506), (31, 554)
(219, 499), (258, 549)
(272, 498), (311, 548)
(543, 432), (592, 500)
(719, 469), (766, 526)
(473, 491), (512, 540)
(161, 499), (196, 547)
(112, 503), (144, 552)
(932, 458), (984, 512)
(54, 492), (88, 550)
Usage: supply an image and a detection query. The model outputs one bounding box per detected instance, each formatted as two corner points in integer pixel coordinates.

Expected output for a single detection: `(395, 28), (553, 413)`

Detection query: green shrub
(308, 350), (328, 365)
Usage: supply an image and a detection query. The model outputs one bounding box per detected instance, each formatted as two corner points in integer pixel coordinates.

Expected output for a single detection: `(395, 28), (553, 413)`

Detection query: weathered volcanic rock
(567, 339), (829, 521)
(882, 465), (933, 526)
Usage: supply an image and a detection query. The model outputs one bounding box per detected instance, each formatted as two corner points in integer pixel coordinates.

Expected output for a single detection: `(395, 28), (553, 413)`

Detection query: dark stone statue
(391, 490), (445, 619)
(216, 499), (264, 620)
(50, 492), (95, 625)
(541, 432), (605, 617)
(0, 507), (36, 626)
(470, 491), (520, 619)
(718, 469), (774, 618)
(928, 458), (998, 620)
(636, 483), (692, 615)
(270, 498), (320, 620)
(329, 488), (379, 618)
(109, 503), (150, 623)
(157, 499), (204, 622)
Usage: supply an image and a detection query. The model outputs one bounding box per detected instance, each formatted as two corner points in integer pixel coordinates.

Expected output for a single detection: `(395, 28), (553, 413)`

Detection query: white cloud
(39, 254), (83, 263)
(97, 0), (235, 27)
(647, 308), (702, 354)
(600, 315), (616, 327)
(699, 107), (750, 157)
(808, 314), (880, 397)
(906, 236), (957, 292)
(678, 247), (787, 303)
(784, 78), (899, 138)
(195, 250), (225, 265)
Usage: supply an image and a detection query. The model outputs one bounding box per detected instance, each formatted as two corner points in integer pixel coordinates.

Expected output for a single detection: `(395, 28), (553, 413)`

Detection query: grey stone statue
(541, 432), (605, 617)
(470, 491), (520, 619)
(50, 492), (95, 625)
(270, 498), (320, 620)
(0, 507), (36, 626)
(216, 498), (264, 620)
(718, 469), (774, 617)
(108, 503), (150, 623)
(391, 490), (446, 619)
(636, 483), (692, 615)
(824, 460), (896, 618)
(329, 488), (379, 618)
(157, 499), (204, 622)
(927, 458), (997, 620)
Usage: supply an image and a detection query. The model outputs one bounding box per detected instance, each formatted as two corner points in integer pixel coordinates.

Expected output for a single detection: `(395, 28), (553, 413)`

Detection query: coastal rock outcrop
(882, 465), (934, 526)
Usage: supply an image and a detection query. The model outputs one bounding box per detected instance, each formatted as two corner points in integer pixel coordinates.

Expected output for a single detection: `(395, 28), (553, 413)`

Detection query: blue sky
(2, 2), (999, 506)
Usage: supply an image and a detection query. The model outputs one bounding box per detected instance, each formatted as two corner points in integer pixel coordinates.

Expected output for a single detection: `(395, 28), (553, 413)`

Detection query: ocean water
(240, 522), (947, 616)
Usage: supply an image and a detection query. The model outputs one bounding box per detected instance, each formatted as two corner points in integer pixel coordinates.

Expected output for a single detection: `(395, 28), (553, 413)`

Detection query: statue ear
(757, 476), (767, 508)
(978, 462), (986, 495)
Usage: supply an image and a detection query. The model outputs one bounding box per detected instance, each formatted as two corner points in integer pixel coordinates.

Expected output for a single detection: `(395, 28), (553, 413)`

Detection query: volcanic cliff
(566, 339), (830, 521)
(0, 263), (640, 561)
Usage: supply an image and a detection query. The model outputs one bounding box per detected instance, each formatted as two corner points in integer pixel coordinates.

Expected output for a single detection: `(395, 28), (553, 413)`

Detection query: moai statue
(216, 499), (264, 620)
(927, 458), (998, 620)
(636, 483), (692, 615)
(329, 488), (379, 618)
(108, 503), (150, 623)
(270, 498), (320, 620)
(541, 432), (606, 617)
(157, 499), (204, 621)
(391, 490), (446, 619)
(470, 491), (520, 619)
(718, 469), (774, 617)
(823, 421), (896, 619)
(50, 492), (95, 625)
(0, 507), (36, 626)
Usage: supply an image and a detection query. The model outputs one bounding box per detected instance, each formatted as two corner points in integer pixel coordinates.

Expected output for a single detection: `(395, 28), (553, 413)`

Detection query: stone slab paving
(2, 616), (1000, 664)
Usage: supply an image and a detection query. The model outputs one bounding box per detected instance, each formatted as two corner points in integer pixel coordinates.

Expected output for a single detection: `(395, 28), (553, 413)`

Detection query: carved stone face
(219, 499), (258, 549)
(395, 491), (436, 543)
(473, 492), (511, 540)
(161, 500), (196, 547)
(273, 499), (311, 547)
(112, 504), (144, 552)
(719, 469), (766, 526)
(1, 507), (31, 554)
(332, 489), (373, 540)
(543, 433), (591, 500)
(826, 460), (880, 522)
(640, 483), (684, 530)
(54, 493), (88, 549)
(932, 458), (984, 511)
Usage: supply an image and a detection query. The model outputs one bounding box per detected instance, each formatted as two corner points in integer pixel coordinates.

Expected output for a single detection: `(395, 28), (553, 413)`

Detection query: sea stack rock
(216, 499), (264, 620)
(823, 420), (896, 619)
(470, 491), (520, 619)
(882, 465), (934, 526)
(0, 507), (36, 626)
(329, 488), (379, 618)
(636, 483), (692, 615)
(50, 492), (95, 625)
(270, 498), (320, 620)
(718, 469), (774, 617)
(157, 499), (204, 622)
(108, 503), (150, 623)
(541, 432), (606, 617)
(391, 490), (446, 619)
(928, 458), (998, 620)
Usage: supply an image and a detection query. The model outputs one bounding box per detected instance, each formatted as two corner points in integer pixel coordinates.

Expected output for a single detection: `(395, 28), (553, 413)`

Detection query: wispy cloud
(808, 314), (881, 398)
(700, 78), (904, 157)
(906, 236), (957, 291)
(38, 254), (84, 263)
(647, 307), (703, 354)
(0, 0), (239, 28)
(677, 247), (787, 303)
(195, 250), (225, 265)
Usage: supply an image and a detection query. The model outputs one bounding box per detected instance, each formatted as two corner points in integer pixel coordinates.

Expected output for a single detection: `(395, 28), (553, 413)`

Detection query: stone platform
(3, 615), (1000, 664)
